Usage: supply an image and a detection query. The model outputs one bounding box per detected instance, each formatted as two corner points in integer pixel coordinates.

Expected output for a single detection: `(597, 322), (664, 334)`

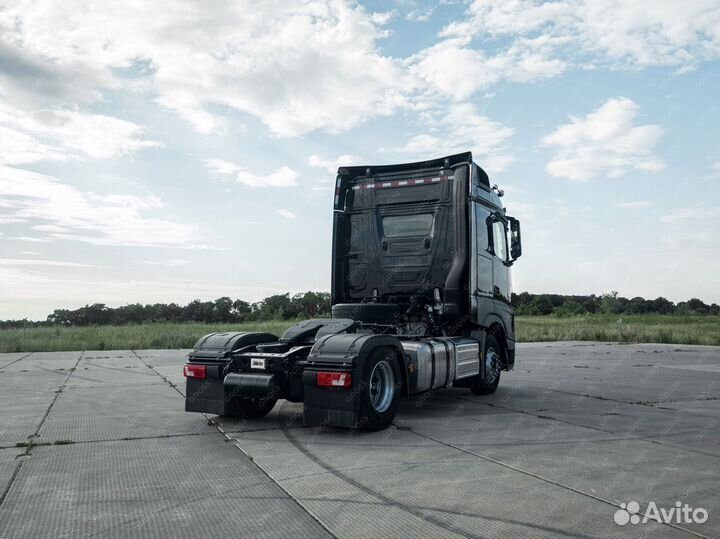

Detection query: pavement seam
(512, 407), (720, 460)
(276, 405), (483, 539)
(0, 352), (83, 512)
(454, 395), (720, 460)
(405, 427), (711, 539)
(0, 352), (33, 371)
(30, 352), (84, 440)
(0, 461), (23, 510)
(130, 350), (340, 539)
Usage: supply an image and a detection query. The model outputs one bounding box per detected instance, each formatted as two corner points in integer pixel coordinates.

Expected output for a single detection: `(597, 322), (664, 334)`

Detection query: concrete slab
(231, 427), (677, 538)
(0, 436), (331, 539)
(0, 447), (23, 496)
(0, 388), (57, 446)
(37, 383), (218, 443)
(1, 342), (718, 538)
(65, 364), (163, 388)
(133, 349), (191, 367)
(0, 353), (31, 370)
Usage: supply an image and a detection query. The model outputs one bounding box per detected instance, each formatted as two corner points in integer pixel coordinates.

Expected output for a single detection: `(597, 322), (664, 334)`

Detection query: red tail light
(183, 364), (206, 379)
(317, 371), (352, 388)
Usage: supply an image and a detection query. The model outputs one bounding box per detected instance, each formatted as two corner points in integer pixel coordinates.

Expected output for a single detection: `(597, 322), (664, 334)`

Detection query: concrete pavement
(0, 342), (718, 538)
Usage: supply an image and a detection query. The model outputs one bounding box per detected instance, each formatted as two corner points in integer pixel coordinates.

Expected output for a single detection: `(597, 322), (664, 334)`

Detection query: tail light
(317, 371), (352, 388)
(183, 364), (206, 379)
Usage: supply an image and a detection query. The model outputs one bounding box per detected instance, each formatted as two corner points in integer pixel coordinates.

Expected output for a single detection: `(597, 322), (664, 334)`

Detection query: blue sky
(1, 0), (719, 320)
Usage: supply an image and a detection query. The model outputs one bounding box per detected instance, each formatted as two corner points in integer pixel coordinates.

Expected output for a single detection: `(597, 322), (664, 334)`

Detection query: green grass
(0, 315), (718, 353)
(0, 320), (299, 353)
(516, 314), (720, 346)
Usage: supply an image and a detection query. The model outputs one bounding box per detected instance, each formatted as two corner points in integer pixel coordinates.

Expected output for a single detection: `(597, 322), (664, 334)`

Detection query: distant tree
(599, 291), (619, 314)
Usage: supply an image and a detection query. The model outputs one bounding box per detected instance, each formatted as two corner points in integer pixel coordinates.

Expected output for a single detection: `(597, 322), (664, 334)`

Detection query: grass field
(0, 315), (718, 353)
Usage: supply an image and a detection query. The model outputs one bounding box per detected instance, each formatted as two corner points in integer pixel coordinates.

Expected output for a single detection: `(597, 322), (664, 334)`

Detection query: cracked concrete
(0, 342), (718, 538)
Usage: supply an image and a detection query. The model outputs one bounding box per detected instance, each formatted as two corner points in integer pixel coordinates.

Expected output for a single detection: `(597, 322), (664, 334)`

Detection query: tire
(471, 334), (502, 395)
(226, 396), (278, 419)
(331, 303), (400, 325)
(358, 348), (402, 431)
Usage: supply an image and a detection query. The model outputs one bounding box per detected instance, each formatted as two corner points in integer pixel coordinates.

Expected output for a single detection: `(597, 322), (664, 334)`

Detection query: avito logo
(614, 501), (708, 526)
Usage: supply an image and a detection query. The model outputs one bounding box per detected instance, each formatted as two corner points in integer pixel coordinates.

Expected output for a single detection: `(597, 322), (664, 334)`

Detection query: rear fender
(303, 334), (406, 428)
(185, 331), (278, 415)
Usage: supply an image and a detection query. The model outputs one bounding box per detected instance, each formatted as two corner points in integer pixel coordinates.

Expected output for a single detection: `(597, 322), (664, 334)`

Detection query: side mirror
(508, 217), (522, 260)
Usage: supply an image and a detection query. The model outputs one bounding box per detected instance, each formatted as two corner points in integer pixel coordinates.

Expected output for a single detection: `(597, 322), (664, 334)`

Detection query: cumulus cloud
(205, 159), (299, 188)
(0, 166), (201, 247)
(449, 0), (720, 69)
(308, 154), (364, 174)
(277, 209), (296, 219)
(392, 102), (515, 172)
(0, 101), (159, 165)
(409, 35), (567, 100)
(1, 1), (409, 137)
(541, 97), (665, 181)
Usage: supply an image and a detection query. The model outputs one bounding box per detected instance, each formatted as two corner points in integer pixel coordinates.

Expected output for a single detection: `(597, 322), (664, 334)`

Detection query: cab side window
(491, 220), (507, 261)
(475, 204), (489, 250)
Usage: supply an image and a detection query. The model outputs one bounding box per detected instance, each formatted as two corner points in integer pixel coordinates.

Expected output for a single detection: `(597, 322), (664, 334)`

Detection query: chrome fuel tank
(402, 337), (479, 394)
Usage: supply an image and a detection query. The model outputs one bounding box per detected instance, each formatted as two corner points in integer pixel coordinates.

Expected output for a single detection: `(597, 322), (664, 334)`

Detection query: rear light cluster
(183, 364), (206, 379)
(317, 371), (352, 388)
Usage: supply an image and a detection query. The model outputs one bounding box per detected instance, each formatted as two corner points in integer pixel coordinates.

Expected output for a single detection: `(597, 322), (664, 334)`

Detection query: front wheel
(471, 334), (502, 395)
(226, 397), (277, 419)
(359, 348), (402, 431)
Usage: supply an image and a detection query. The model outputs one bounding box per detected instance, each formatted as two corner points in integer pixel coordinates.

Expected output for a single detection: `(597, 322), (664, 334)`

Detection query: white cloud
(450, 0), (720, 70)
(0, 166), (201, 247)
(20, 251), (40, 256)
(141, 259), (189, 267)
(0, 102), (159, 164)
(393, 102), (515, 172)
(0, 258), (103, 268)
(661, 207), (720, 223)
(236, 167), (299, 189)
(205, 158), (242, 177)
(617, 200), (652, 209)
(1, 1), (411, 137)
(277, 209), (296, 219)
(205, 159), (299, 188)
(541, 97), (665, 181)
(308, 154), (364, 174)
(409, 35), (567, 100)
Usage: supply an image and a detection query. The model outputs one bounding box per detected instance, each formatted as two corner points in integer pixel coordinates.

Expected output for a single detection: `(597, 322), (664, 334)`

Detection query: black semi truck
(184, 152), (522, 430)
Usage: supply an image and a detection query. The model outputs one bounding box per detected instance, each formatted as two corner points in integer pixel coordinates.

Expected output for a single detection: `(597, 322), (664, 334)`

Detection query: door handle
(382, 240), (388, 251)
(424, 238), (430, 249)
(493, 285), (501, 297)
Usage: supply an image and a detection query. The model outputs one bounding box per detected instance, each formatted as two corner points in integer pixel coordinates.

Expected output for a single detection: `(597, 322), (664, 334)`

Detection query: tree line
(512, 291), (719, 316)
(1, 291), (717, 328)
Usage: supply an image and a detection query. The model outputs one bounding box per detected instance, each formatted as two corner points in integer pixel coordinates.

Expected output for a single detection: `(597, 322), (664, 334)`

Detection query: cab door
(471, 202), (494, 322)
(490, 216), (510, 304)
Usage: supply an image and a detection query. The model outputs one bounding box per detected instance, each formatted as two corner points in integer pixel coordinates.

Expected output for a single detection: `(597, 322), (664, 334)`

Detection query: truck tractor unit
(184, 152), (522, 430)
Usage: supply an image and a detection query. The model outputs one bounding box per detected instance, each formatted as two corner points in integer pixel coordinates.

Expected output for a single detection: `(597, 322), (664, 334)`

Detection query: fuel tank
(402, 337), (480, 394)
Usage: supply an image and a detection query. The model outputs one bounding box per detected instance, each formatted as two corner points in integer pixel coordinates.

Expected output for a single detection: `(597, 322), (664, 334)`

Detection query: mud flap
(301, 333), (405, 428)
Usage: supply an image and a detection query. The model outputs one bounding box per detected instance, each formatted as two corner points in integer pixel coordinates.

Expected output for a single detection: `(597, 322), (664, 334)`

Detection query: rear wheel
(226, 397), (277, 419)
(359, 348), (402, 430)
(471, 334), (502, 395)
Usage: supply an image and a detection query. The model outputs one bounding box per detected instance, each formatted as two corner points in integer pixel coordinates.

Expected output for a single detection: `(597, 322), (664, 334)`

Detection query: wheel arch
(478, 314), (510, 370)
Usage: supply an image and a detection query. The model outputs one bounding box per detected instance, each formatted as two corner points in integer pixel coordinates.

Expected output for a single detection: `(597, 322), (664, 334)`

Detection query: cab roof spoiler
(337, 151), (473, 181)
